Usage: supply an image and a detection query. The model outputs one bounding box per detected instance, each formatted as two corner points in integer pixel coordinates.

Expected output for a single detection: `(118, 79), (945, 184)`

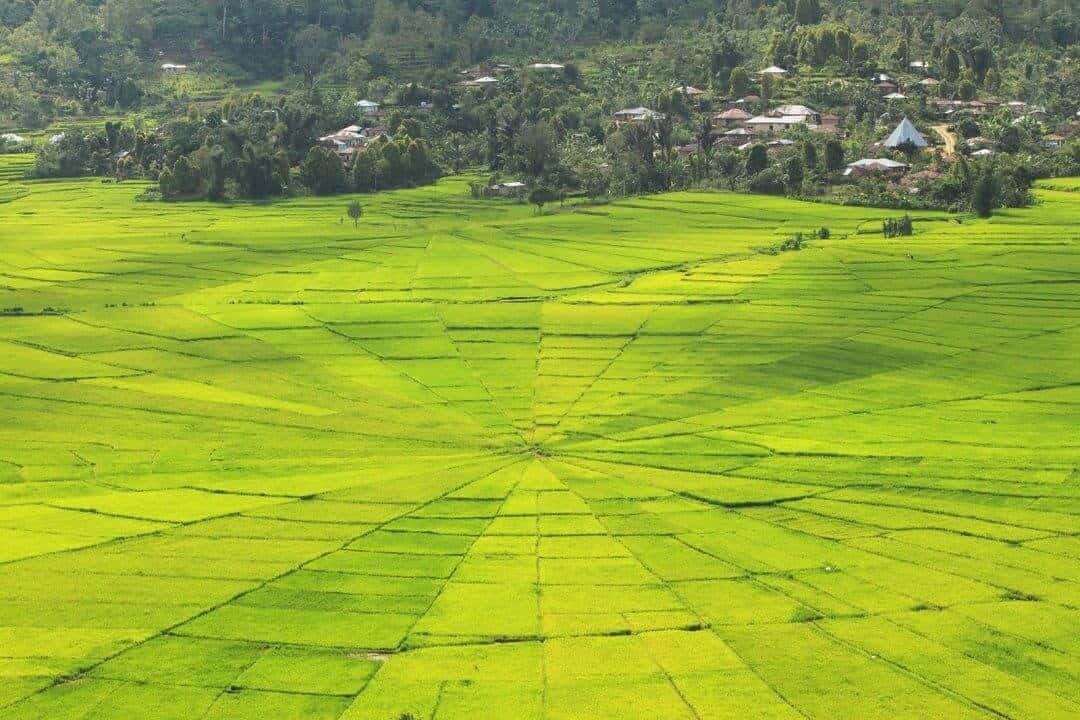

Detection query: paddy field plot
(0, 176), (1078, 719)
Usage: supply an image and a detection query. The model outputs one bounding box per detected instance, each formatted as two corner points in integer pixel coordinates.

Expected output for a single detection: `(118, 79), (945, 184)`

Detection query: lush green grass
(0, 176), (1077, 719)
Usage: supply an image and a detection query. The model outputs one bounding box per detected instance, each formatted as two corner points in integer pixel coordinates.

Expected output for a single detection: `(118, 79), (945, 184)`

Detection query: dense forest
(1, 0), (1077, 210)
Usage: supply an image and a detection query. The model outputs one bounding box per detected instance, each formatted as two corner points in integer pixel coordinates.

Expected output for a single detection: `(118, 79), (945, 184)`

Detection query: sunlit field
(0, 175), (1077, 719)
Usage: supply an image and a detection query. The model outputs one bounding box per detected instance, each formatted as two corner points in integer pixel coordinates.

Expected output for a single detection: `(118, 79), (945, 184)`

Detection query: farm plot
(0, 176), (1077, 718)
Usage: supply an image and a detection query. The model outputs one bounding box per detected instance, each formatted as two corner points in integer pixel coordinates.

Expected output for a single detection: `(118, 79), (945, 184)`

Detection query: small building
(844, 158), (908, 178)
(917, 78), (940, 88)
(355, 99), (380, 114)
(971, 148), (993, 157)
(772, 104), (821, 124)
(745, 114), (811, 134)
(759, 65), (788, 77)
(1, 133), (28, 146)
(529, 63), (565, 71)
(464, 76), (499, 87)
(717, 127), (754, 146)
(713, 108), (752, 128)
(876, 80), (898, 94)
(909, 61), (930, 71)
(612, 107), (666, 125)
(819, 114), (842, 127)
(1042, 134), (1065, 150)
(317, 125), (372, 161)
(676, 85), (706, 97)
(884, 92), (907, 101)
(160, 62), (188, 72)
(883, 117), (928, 149)
(488, 181), (526, 197)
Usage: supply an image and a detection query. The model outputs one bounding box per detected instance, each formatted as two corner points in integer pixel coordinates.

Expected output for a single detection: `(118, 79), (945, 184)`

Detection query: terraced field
(0, 177), (1077, 719)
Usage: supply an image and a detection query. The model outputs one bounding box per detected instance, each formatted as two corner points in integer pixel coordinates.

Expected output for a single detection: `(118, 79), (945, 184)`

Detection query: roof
(971, 148), (993, 156)
(883, 117), (927, 148)
(773, 104), (818, 117)
(845, 158), (909, 175)
(746, 115), (808, 126)
(160, 62), (187, 70)
(761, 65), (788, 74)
(676, 85), (705, 95)
(909, 61), (929, 68)
(530, 63), (565, 70)
(723, 127), (753, 136)
(355, 100), (380, 108)
(613, 107), (666, 121)
(468, 76), (499, 85)
(918, 78), (940, 85)
(884, 92), (907, 100)
(715, 108), (752, 120)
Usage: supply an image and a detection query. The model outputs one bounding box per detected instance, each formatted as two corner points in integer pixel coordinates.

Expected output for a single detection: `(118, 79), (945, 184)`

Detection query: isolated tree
(528, 185), (558, 214)
(347, 200), (362, 227)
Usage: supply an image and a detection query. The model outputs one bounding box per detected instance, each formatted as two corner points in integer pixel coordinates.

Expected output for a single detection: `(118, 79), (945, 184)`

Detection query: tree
(746, 144), (768, 176)
(795, 0), (820, 25)
(347, 200), (363, 227)
(785, 155), (804, 190)
(528, 185), (558, 214)
(971, 169), (999, 218)
(299, 146), (347, 195)
(824, 139), (844, 172)
(729, 67), (750, 97)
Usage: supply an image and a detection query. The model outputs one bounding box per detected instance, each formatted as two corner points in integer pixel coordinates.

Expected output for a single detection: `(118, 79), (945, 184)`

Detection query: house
(844, 158), (908, 177)
(529, 63), (565, 71)
(355, 99), (380, 114)
(909, 61), (930, 71)
(317, 125), (374, 160)
(971, 148), (993, 157)
(917, 78), (940, 88)
(1042, 134), (1065, 150)
(488, 181), (526, 197)
(1, 133), (28, 146)
(160, 62), (188, 72)
(884, 92), (907, 101)
(716, 127), (754, 146)
(819, 114), (842, 127)
(713, 108), (752, 128)
(883, 117), (928, 149)
(464, 76), (499, 87)
(876, 80), (898, 94)
(772, 104), (820, 124)
(676, 86), (706, 97)
(745, 114), (811, 134)
(872, 73), (894, 83)
(759, 65), (788, 77)
(612, 107), (666, 125)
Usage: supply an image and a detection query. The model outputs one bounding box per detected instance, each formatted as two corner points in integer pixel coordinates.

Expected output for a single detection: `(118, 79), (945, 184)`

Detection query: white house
(844, 158), (908, 177)
(760, 65), (788, 76)
(466, 76), (499, 87)
(160, 63), (188, 72)
(530, 63), (565, 71)
(884, 92), (908, 101)
(355, 99), (380, 114)
(745, 114), (811, 133)
(612, 107), (666, 124)
(772, 104), (820, 124)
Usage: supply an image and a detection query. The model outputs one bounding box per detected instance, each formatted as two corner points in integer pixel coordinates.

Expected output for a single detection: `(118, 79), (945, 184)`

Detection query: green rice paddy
(0, 176), (1078, 718)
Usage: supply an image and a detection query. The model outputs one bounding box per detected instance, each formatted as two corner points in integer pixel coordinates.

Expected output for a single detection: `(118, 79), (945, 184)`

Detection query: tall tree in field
(347, 200), (362, 227)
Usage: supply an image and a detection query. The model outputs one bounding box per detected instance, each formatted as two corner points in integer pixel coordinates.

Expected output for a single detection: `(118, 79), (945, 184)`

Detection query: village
(294, 57), (1078, 205)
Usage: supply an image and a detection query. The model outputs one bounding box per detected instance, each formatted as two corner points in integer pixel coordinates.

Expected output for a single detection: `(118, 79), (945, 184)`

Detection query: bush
(748, 167), (786, 195)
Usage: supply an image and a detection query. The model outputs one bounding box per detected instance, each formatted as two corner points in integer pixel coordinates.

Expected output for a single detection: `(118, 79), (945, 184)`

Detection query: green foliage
(299, 146), (347, 196)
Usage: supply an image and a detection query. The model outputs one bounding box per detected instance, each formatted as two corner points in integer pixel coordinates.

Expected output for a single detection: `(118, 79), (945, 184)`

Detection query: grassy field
(0, 176), (1077, 719)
